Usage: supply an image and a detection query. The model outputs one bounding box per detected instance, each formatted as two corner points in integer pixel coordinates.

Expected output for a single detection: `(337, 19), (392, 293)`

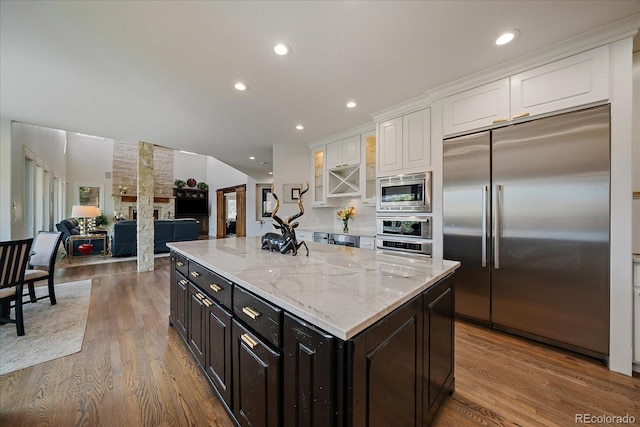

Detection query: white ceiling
(1, 1), (639, 179)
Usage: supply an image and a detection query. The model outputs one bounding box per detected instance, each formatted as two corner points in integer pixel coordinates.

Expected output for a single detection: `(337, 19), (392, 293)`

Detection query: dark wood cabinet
(423, 274), (455, 423)
(350, 295), (423, 427)
(173, 271), (189, 344)
(188, 283), (206, 366)
(174, 187), (209, 236)
(169, 250), (456, 427)
(232, 319), (281, 427)
(283, 313), (344, 427)
(205, 297), (233, 408)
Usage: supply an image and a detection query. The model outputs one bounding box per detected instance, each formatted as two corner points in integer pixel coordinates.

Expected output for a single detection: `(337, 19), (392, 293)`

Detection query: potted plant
(95, 213), (109, 227)
(174, 179), (186, 188)
(197, 182), (209, 190)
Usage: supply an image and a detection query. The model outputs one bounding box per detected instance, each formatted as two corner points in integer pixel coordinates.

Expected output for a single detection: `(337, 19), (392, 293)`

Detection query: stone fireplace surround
(112, 141), (174, 221)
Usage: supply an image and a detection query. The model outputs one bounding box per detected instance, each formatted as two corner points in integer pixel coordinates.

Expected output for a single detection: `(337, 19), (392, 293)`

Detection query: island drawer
(174, 253), (189, 277)
(188, 261), (233, 309)
(234, 285), (282, 348)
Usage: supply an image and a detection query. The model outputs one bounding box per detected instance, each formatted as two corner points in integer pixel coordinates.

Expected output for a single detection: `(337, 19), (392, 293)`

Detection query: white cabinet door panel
(326, 141), (343, 169)
(403, 108), (431, 170)
(342, 135), (361, 167)
(511, 45), (609, 119)
(442, 78), (510, 136)
(378, 117), (403, 174)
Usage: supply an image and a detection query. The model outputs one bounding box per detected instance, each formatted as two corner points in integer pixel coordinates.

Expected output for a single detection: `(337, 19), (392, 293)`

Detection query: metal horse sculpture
(261, 183), (309, 256)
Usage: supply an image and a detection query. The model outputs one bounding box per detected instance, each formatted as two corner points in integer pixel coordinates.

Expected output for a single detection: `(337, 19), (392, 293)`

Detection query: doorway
(216, 184), (246, 238)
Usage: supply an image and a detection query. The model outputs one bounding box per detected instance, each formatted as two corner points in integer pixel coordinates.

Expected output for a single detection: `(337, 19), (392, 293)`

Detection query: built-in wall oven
(376, 215), (432, 256)
(377, 172), (432, 213)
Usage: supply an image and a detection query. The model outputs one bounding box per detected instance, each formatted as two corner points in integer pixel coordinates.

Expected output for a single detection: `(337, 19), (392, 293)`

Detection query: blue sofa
(111, 219), (200, 257)
(56, 218), (106, 256)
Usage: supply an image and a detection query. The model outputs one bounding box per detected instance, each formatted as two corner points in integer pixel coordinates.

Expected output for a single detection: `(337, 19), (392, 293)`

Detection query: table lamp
(71, 205), (101, 235)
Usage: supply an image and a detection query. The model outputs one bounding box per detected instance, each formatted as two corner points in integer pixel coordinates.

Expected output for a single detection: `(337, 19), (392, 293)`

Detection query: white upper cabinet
(327, 135), (361, 169)
(311, 130), (374, 200)
(360, 131), (377, 205)
(402, 108), (432, 171)
(377, 117), (403, 174)
(378, 108), (431, 176)
(510, 45), (609, 120)
(310, 145), (327, 206)
(442, 79), (510, 136)
(442, 45), (610, 137)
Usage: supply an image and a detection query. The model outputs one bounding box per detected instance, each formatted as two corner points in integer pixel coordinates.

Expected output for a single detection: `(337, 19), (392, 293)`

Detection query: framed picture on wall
(256, 183), (275, 219)
(283, 183), (303, 203)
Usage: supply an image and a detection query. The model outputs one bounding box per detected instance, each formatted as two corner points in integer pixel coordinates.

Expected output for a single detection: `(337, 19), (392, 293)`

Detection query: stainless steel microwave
(377, 172), (432, 213)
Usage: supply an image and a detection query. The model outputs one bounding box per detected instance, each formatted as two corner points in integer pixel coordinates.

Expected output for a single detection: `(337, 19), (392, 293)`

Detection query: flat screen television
(176, 198), (208, 216)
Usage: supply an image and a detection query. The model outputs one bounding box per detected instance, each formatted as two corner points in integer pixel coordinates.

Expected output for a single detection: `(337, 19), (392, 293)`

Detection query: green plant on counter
(197, 182), (209, 190)
(174, 179), (186, 188)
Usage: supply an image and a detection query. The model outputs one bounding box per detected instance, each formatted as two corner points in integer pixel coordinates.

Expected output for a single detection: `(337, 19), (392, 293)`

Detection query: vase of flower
(337, 206), (355, 234)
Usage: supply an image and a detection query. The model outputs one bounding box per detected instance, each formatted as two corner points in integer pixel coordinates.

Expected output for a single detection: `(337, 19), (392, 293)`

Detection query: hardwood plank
(1, 258), (637, 427)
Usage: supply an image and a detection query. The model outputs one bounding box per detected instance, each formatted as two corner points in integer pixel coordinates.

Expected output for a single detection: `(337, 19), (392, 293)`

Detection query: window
(75, 183), (103, 209)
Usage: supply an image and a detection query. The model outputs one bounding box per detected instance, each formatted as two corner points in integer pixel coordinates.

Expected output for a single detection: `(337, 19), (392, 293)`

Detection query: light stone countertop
(168, 236), (459, 340)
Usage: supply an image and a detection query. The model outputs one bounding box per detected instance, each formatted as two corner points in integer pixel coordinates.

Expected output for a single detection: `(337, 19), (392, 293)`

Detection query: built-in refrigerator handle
(494, 184), (502, 269)
(482, 185), (489, 267)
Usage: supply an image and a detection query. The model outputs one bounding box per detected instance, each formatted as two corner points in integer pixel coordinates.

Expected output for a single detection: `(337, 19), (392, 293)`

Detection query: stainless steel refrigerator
(443, 105), (610, 357)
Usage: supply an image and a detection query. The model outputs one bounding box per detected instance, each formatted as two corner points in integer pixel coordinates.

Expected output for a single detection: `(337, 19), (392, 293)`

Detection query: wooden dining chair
(23, 231), (63, 305)
(0, 238), (34, 336)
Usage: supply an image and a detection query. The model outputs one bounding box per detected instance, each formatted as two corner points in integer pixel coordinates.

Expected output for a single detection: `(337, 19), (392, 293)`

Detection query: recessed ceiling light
(495, 29), (520, 46)
(234, 82), (248, 91)
(296, 124), (304, 130)
(346, 101), (357, 108)
(249, 156), (256, 160)
(274, 43), (291, 56)
(268, 171), (273, 175)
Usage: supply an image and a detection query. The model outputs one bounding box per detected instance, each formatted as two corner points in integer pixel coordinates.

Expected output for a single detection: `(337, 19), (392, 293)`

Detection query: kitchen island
(168, 237), (459, 426)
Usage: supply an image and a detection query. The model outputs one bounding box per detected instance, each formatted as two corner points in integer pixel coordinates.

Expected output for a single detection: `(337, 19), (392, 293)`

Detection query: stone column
(137, 141), (154, 272)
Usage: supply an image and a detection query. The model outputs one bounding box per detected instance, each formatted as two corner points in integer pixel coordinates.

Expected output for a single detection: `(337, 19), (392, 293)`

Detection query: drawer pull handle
(190, 271), (201, 278)
(241, 333), (258, 349)
(203, 299), (212, 307)
(242, 306), (261, 319)
(179, 279), (188, 286)
(492, 118), (508, 124)
(196, 292), (205, 300)
(176, 261), (185, 267)
(512, 112), (530, 119)
(210, 284), (222, 292)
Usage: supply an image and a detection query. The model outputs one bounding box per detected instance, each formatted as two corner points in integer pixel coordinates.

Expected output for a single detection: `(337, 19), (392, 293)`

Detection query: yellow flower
(337, 206), (355, 221)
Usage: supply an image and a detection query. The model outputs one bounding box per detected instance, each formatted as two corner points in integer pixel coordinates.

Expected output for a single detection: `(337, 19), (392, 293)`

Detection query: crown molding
(426, 14), (640, 101)
(307, 121), (375, 148)
(370, 94), (432, 123)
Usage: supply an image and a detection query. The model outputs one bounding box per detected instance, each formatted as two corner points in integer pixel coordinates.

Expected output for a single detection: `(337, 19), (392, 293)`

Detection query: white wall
(174, 151), (207, 184)
(9, 122), (67, 239)
(0, 118), (12, 240)
(66, 133), (114, 223)
(608, 37), (635, 376)
(632, 50), (640, 255)
(206, 156), (247, 236)
(273, 144), (324, 228)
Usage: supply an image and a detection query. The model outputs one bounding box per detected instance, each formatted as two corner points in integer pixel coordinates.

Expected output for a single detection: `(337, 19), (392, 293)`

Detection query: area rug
(0, 279), (92, 375)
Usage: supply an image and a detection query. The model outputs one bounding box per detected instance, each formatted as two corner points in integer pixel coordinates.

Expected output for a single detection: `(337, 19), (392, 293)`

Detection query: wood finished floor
(1, 258), (638, 426)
